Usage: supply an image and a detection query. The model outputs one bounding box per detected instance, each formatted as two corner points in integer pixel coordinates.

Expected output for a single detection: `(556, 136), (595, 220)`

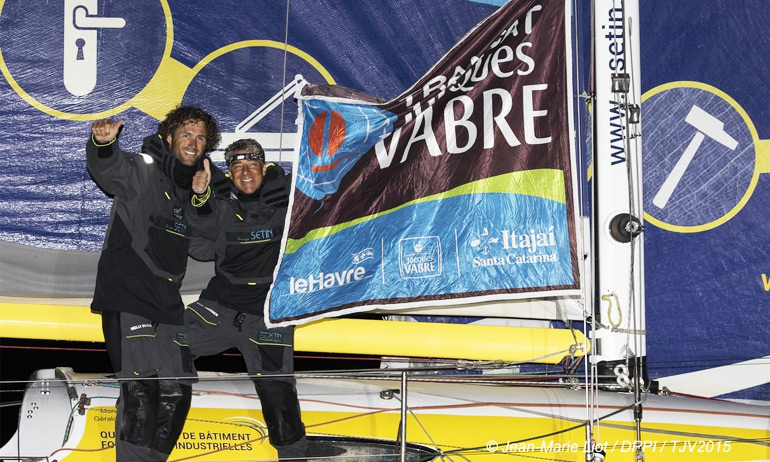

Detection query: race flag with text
(267, 0), (579, 326)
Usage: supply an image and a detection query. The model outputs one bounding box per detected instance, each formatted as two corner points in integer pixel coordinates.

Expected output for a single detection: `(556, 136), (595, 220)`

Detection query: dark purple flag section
(290, 0), (574, 248)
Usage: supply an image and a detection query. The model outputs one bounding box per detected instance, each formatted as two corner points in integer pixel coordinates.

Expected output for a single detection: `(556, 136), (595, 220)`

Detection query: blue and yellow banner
(267, 0), (580, 325)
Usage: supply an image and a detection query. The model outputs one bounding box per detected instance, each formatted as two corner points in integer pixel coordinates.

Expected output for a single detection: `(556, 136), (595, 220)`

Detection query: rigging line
(0, 371), (590, 391)
(0, 387), (25, 393)
(586, 0), (601, 450)
(567, 1), (591, 406)
(587, 304), (600, 444)
(625, 14), (641, 141)
(0, 342), (383, 365)
(443, 403), (635, 456)
(184, 417), (267, 435)
(303, 408), (394, 430)
(588, 0), (596, 98)
(625, 13), (646, 402)
(0, 344), (106, 353)
(278, 0), (291, 160)
(49, 445), (109, 459)
(390, 392), (445, 458)
(2, 365), (492, 399)
(455, 346), (585, 369)
(614, 2), (647, 457)
(298, 370), (584, 381)
(62, 394), (90, 446)
(445, 450), (574, 462)
(585, 0), (603, 450)
(584, 314), (599, 448)
(438, 453), (471, 462)
(615, 5), (642, 354)
(587, 422), (770, 449)
(568, 0), (588, 309)
(0, 368), (565, 388)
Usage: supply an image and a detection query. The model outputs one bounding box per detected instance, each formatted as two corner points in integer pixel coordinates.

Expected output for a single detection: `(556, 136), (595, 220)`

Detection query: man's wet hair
(158, 105), (221, 153)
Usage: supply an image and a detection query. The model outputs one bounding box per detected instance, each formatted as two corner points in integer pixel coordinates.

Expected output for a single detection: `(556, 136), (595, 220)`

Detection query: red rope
(0, 344), (105, 353)
(0, 344), (383, 362)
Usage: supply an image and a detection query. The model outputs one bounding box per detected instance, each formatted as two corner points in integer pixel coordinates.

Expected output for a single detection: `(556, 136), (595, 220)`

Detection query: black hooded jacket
(189, 163), (291, 314)
(86, 133), (225, 324)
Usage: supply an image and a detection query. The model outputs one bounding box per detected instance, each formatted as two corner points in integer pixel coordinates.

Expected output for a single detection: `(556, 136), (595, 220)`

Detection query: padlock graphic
(63, 0), (126, 96)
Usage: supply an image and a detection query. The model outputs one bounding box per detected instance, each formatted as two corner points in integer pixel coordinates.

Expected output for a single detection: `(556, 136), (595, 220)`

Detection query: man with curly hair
(87, 105), (225, 461)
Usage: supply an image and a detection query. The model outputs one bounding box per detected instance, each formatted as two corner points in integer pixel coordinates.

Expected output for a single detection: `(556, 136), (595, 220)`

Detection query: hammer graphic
(652, 105), (739, 209)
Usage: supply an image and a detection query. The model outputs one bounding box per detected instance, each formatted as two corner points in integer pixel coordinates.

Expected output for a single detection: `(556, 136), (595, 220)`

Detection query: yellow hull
(0, 301), (586, 363)
(3, 369), (768, 461)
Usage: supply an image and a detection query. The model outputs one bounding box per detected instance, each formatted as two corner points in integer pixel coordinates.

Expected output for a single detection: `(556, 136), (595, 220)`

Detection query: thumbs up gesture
(192, 158), (211, 195)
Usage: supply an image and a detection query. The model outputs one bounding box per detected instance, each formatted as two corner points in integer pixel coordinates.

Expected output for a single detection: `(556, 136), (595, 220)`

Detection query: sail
(0, 0), (501, 299)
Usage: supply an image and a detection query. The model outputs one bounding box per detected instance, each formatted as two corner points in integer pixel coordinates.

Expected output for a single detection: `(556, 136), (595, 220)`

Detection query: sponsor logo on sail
(352, 247), (375, 264)
(399, 236), (442, 279)
(288, 267), (367, 294)
(471, 226), (559, 267)
(288, 251), (373, 295)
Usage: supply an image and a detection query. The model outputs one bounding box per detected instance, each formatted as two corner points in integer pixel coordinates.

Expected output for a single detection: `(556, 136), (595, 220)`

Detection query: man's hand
(91, 119), (124, 144)
(192, 158), (211, 195)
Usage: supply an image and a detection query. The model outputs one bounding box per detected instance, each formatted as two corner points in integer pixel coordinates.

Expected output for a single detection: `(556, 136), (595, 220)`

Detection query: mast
(590, 0), (645, 459)
(591, 0), (645, 387)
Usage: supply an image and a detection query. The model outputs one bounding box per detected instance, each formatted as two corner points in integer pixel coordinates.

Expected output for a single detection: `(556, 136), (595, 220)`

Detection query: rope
(278, 0), (291, 159)
(600, 292), (622, 328)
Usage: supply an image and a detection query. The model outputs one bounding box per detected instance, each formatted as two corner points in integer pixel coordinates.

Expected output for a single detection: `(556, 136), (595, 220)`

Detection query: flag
(268, 0), (578, 325)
